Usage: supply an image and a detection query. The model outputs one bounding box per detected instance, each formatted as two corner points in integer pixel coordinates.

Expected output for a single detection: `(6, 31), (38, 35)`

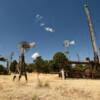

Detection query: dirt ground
(0, 73), (100, 100)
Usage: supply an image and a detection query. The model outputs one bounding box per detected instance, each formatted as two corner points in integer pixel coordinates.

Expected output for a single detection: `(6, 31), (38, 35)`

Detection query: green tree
(34, 56), (44, 73)
(42, 60), (49, 73)
(48, 60), (59, 72)
(10, 60), (18, 72)
(0, 64), (8, 75)
(47, 60), (55, 72)
(53, 52), (68, 70)
(26, 63), (36, 73)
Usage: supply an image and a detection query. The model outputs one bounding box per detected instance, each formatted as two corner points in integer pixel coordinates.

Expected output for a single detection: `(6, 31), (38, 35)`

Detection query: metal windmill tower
(84, 0), (99, 63)
(18, 41), (36, 81)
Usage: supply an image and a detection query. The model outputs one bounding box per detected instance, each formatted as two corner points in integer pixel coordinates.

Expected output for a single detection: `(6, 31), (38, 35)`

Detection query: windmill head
(63, 40), (70, 47)
(63, 40), (75, 47)
(18, 41), (36, 54)
(18, 41), (36, 49)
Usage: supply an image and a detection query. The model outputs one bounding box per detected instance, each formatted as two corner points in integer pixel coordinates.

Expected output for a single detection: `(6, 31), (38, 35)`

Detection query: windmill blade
(18, 41), (36, 55)
(64, 40), (70, 47)
(70, 40), (75, 45)
(29, 42), (36, 48)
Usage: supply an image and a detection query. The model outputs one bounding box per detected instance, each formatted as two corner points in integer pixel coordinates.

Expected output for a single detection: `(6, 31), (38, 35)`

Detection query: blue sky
(0, 0), (100, 64)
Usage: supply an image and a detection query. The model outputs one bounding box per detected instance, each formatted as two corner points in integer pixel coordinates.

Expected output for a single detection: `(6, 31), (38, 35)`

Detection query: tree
(53, 52), (69, 79)
(0, 64), (8, 75)
(34, 56), (44, 73)
(26, 63), (36, 73)
(47, 60), (56, 73)
(10, 60), (18, 72)
(42, 60), (49, 73)
(53, 52), (68, 70)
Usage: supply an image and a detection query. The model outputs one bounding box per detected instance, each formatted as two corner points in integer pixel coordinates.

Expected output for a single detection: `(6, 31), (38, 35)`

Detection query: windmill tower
(84, 0), (99, 63)
(17, 41), (36, 81)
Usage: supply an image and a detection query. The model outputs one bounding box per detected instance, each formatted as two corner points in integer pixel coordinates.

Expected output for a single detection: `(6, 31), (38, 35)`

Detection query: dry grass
(36, 80), (50, 88)
(0, 73), (100, 100)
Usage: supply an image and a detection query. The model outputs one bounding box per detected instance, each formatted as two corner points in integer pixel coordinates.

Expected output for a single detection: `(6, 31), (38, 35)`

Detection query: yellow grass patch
(0, 73), (100, 100)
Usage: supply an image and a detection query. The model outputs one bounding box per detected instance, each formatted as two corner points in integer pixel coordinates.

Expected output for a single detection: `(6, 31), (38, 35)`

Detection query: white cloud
(32, 52), (40, 60)
(35, 14), (56, 32)
(36, 14), (40, 18)
(44, 27), (55, 33)
(70, 40), (75, 45)
(40, 23), (45, 27)
(35, 14), (43, 21)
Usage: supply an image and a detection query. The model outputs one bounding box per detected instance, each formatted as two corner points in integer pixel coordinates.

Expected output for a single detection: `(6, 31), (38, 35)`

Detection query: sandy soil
(0, 73), (100, 100)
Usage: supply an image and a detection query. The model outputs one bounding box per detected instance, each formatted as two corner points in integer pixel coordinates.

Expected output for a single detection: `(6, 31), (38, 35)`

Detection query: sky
(0, 0), (100, 64)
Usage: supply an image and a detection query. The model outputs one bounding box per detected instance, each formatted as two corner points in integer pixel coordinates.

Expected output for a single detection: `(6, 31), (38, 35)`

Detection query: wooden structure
(59, 1), (100, 79)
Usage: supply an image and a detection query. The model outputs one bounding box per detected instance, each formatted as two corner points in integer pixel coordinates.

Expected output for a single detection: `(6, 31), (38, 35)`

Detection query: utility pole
(9, 52), (14, 73)
(84, 0), (99, 63)
(77, 53), (80, 62)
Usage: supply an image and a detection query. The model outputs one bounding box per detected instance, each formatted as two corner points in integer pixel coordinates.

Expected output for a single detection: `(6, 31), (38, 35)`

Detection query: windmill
(17, 41), (36, 81)
(18, 41), (36, 62)
(63, 40), (75, 59)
